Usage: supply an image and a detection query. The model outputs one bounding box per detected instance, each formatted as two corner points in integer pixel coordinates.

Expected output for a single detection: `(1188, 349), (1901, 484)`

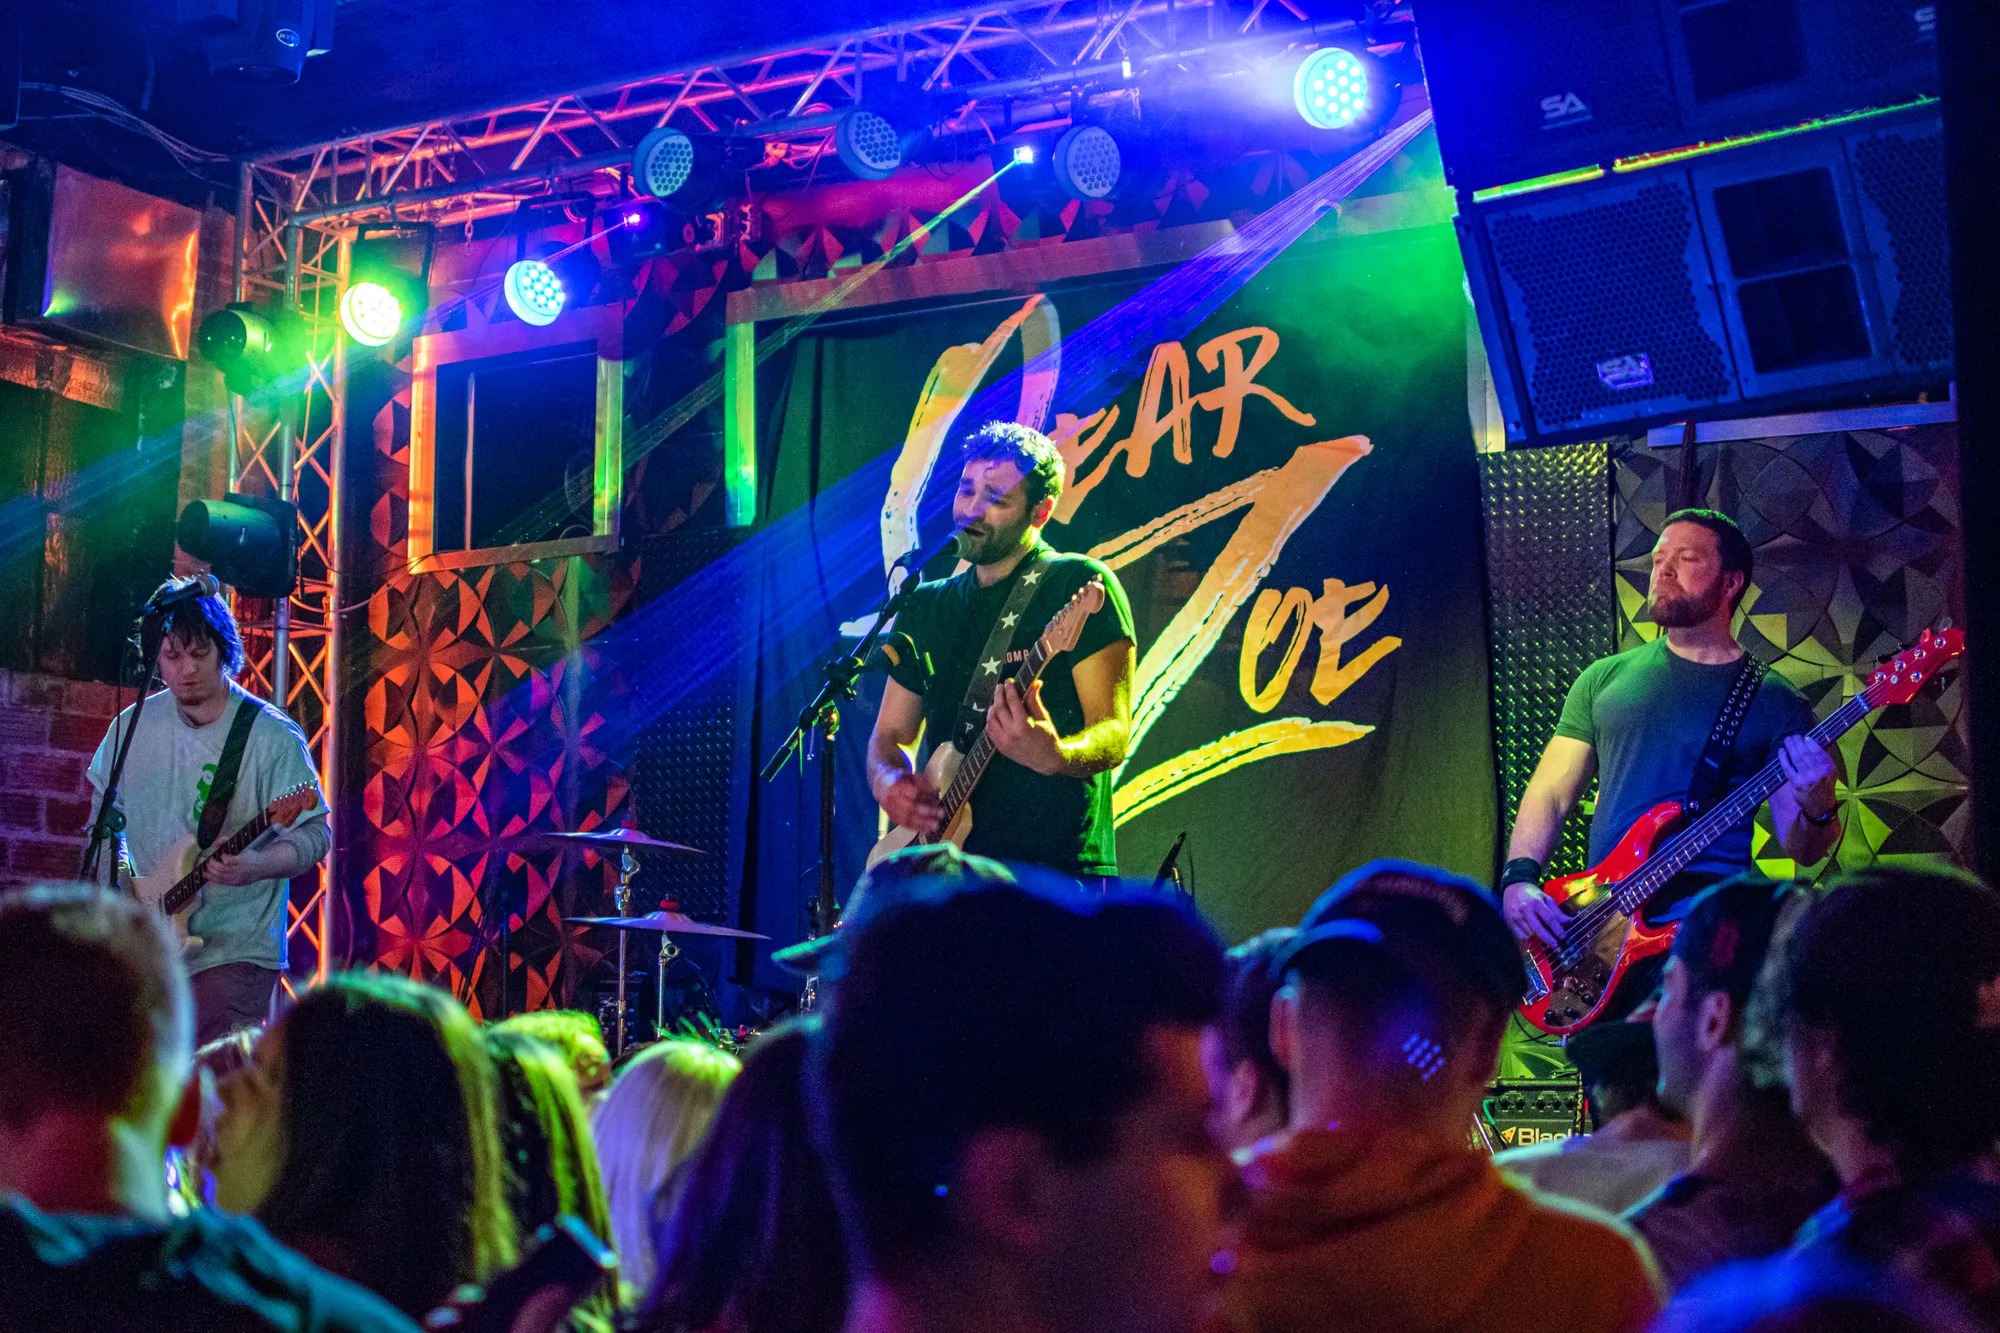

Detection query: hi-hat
(569, 910), (767, 940)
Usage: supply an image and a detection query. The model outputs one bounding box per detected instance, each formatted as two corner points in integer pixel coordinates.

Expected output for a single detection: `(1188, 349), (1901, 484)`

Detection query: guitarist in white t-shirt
(85, 581), (329, 1043)
(867, 423), (1136, 883)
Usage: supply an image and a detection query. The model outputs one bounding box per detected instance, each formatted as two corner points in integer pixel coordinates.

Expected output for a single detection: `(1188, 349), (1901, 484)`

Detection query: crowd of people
(4, 848), (2000, 1333)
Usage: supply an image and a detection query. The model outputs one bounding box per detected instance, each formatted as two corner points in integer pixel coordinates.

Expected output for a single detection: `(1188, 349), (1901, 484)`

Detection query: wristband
(1803, 805), (1839, 827)
(1502, 857), (1543, 889)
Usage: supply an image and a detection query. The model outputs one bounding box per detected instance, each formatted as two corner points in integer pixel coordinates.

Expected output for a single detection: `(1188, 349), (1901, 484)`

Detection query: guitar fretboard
(927, 639), (1055, 837)
(1611, 690), (1875, 916)
(161, 810), (277, 916)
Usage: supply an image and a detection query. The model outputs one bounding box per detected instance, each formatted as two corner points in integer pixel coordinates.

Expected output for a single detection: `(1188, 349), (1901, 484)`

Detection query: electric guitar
(1520, 627), (1965, 1035)
(868, 579), (1106, 867)
(132, 784), (318, 950)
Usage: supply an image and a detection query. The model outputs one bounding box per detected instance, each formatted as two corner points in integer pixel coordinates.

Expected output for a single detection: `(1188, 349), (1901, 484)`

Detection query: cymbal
(513, 827), (706, 856)
(569, 910), (768, 940)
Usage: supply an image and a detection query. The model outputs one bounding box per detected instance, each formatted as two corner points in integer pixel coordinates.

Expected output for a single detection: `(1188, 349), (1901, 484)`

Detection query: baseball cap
(1273, 859), (1524, 1010)
(1669, 873), (1798, 1011)
(770, 843), (1015, 979)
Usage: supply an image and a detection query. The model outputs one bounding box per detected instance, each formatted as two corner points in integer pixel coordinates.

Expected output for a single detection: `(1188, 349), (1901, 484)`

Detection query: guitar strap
(196, 697), (262, 851)
(947, 545), (1048, 751)
(1683, 652), (1766, 817)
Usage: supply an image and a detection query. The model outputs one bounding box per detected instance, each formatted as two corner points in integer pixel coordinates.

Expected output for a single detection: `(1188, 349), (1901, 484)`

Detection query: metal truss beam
(256, 1), (1397, 229)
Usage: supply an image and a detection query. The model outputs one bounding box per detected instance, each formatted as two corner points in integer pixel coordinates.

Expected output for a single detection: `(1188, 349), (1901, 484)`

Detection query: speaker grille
(1487, 178), (1733, 434)
(1417, 0), (1679, 190)
(1851, 124), (1952, 372)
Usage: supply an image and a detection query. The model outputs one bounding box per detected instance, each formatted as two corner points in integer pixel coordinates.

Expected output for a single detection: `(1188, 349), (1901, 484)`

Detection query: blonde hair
(591, 1038), (740, 1301)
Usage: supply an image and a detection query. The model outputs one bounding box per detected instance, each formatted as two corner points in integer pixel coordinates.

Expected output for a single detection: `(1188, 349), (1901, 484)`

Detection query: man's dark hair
(1772, 865), (2000, 1170)
(814, 883), (1223, 1277)
(152, 580), (245, 677)
(1662, 508), (1755, 610)
(1673, 874), (1800, 1024)
(1219, 929), (1294, 1109)
(1565, 1021), (1660, 1124)
(962, 421), (1066, 512)
(0, 883), (190, 1127)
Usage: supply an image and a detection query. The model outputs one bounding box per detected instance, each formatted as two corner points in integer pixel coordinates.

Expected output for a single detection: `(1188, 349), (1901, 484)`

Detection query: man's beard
(1647, 580), (1728, 628)
(956, 515), (1034, 565)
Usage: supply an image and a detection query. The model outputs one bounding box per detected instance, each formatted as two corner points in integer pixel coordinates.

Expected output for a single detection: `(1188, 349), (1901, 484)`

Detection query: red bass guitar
(1520, 627), (1964, 1035)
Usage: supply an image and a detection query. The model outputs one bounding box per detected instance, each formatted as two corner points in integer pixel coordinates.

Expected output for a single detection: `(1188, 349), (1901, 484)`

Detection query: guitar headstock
(267, 784), (318, 828)
(1039, 578), (1107, 656)
(1865, 626), (1965, 707)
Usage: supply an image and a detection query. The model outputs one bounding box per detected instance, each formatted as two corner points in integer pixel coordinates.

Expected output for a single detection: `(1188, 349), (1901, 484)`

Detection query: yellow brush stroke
(1120, 436), (1373, 757)
(1113, 717), (1375, 825)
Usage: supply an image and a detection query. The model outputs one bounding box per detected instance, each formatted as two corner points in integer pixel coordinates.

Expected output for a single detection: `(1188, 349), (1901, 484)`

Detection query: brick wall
(0, 667), (123, 887)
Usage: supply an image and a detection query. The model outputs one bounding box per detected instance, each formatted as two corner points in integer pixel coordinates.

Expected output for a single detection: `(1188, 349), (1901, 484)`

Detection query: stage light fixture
(503, 259), (567, 326)
(835, 109), (904, 181)
(339, 280), (404, 347)
(177, 492), (300, 598)
(633, 126), (731, 206)
(1052, 125), (1122, 200)
(195, 301), (300, 396)
(1012, 144), (1037, 165)
(1293, 46), (1392, 131)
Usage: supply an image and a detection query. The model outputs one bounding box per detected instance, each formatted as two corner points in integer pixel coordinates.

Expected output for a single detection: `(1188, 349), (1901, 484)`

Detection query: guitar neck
(936, 641), (1054, 823)
(1613, 692), (1873, 914)
(161, 809), (273, 916)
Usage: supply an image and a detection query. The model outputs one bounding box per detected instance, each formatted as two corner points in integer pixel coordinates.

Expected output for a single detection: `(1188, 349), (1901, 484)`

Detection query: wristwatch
(1803, 804), (1839, 827)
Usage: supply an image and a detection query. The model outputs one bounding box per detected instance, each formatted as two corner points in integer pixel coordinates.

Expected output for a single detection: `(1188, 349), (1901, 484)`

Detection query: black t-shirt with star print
(886, 548), (1135, 877)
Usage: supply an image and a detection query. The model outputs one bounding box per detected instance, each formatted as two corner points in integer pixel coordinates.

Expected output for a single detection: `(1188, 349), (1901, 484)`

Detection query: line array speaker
(1461, 104), (1948, 442)
(1417, 0), (1940, 193)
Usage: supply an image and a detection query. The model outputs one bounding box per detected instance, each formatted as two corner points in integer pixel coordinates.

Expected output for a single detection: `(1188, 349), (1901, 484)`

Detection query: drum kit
(508, 826), (766, 1057)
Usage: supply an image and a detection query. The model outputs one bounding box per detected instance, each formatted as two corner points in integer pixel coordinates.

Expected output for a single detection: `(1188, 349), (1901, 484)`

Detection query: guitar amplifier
(1474, 1077), (1587, 1154)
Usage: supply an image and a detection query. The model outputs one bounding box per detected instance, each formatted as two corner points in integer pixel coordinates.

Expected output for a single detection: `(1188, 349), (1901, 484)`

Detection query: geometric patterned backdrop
(1611, 421), (1969, 875)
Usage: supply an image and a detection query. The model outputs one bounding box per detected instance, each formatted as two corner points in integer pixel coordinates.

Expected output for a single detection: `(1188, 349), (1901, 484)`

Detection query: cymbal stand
(613, 848), (638, 1058)
(656, 934), (682, 1036)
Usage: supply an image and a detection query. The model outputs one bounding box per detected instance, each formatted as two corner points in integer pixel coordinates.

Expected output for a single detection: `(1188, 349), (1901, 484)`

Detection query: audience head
(0, 883), (199, 1217)
(1564, 1019), (1662, 1127)
(1656, 1252), (1986, 1333)
(1767, 865), (2000, 1183)
(592, 1036), (741, 1298)
(210, 971), (515, 1317)
(640, 1021), (846, 1333)
(1271, 860), (1520, 1136)
(772, 843), (1015, 982)
(1201, 928), (1295, 1151)
(1653, 875), (1800, 1119)
(491, 1010), (611, 1100)
(486, 1028), (614, 1244)
(816, 878), (1227, 1333)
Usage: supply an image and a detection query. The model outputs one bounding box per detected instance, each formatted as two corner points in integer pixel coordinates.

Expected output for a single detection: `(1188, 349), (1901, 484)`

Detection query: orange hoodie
(1212, 1126), (1662, 1333)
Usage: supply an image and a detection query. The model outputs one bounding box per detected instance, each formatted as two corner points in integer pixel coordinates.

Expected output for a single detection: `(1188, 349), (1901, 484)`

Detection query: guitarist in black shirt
(867, 422), (1137, 881)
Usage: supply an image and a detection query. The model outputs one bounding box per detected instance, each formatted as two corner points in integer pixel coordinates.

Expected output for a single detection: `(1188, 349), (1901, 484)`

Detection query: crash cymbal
(569, 910), (767, 940)
(513, 827), (706, 856)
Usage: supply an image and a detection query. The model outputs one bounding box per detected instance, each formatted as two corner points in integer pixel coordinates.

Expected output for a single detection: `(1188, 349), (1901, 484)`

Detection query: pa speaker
(1416, 0), (1940, 192)
(1464, 103), (1947, 442)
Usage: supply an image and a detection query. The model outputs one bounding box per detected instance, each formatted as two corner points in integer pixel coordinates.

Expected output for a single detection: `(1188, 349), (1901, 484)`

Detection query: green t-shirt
(1556, 638), (1814, 896)
(887, 548), (1135, 877)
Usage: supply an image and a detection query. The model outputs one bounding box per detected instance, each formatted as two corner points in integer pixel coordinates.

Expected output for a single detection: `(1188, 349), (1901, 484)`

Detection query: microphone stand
(759, 531), (957, 960)
(81, 614), (168, 884)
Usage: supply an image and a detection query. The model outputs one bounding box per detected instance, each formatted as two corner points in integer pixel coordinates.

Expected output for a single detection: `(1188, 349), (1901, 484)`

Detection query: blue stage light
(503, 259), (567, 327)
(1012, 144), (1037, 165)
(1293, 47), (1382, 130)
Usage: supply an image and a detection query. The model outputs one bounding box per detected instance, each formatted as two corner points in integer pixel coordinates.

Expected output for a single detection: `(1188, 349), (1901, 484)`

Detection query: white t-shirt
(86, 684), (329, 974)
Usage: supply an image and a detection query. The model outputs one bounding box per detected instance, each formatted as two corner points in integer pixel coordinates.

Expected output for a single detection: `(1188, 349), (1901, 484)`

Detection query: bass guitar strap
(196, 697), (262, 851)
(1683, 652), (1766, 817)
(947, 545), (1048, 751)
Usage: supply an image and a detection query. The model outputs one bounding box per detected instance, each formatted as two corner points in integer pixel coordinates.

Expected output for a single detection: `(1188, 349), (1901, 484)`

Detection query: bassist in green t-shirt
(1499, 511), (1842, 1012)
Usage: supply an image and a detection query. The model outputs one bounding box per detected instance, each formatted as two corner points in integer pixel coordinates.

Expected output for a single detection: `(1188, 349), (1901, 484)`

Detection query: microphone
(864, 632), (931, 687)
(893, 525), (967, 576)
(1151, 831), (1189, 895)
(143, 573), (222, 616)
